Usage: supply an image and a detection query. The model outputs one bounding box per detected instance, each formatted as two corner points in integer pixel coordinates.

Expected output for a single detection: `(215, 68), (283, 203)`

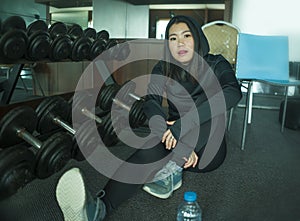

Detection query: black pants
(102, 121), (227, 213)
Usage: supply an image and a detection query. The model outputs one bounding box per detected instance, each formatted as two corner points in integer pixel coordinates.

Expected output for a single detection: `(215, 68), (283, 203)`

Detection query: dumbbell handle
(113, 98), (131, 111)
(16, 128), (42, 149)
(81, 107), (103, 124)
(128, 93), (143, 101)
(53, 117), (76, 135)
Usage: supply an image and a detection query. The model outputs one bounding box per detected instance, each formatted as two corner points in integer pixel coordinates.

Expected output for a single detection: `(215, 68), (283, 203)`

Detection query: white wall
(232, 0), (300, 61)
(93, 0), (149, 38)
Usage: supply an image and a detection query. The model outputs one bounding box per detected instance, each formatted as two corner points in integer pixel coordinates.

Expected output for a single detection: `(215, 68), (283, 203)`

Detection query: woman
(55, 15), (242, 221)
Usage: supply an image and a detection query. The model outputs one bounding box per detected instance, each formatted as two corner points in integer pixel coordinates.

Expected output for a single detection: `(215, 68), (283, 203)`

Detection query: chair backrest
(236, 33), (289, 81)
(202, 20), (240, 66)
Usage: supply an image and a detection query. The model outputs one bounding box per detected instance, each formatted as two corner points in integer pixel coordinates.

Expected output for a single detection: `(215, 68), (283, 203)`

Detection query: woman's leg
(102, 137), (171, 213)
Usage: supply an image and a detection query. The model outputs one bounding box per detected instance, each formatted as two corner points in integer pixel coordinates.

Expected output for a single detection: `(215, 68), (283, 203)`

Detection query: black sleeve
(143, 61), (168, 137)
(170, 55), (242, 139)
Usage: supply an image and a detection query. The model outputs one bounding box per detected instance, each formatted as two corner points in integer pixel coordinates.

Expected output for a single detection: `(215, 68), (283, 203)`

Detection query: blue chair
(235, 33), (300, 150)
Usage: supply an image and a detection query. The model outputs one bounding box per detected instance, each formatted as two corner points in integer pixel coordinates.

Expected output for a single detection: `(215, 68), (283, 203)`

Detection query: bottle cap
(184, 191), (197, 202)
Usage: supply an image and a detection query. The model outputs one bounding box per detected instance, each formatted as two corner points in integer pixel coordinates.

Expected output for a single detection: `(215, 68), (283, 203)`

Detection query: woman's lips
(178, 50), (188, 56)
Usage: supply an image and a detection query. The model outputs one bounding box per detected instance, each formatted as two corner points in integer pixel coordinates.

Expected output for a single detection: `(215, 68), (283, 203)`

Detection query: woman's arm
(169, 55), (242, 139)
(143, 61), (168, 138)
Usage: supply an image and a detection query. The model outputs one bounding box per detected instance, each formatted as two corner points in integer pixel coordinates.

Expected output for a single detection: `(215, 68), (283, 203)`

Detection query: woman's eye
(184, 33), (192, 38)
(169, 37), (176, 41)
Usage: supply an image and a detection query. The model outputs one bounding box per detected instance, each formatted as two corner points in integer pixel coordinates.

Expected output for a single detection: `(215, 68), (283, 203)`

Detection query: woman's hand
(162, 121), (177, 150)
(183, 151), (198, 169)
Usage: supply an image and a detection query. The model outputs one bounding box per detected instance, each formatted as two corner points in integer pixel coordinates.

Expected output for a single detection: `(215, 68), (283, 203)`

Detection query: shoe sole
(55, 168), (88, 221)
(142, 179), (182, 199)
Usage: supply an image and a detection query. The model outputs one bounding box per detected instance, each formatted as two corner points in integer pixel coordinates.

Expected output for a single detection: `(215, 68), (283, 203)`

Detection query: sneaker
(142, 161), (183, 199)
(55, 167), (106, 221)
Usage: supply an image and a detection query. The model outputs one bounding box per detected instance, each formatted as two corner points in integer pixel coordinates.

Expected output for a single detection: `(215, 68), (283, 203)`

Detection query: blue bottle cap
(184, 191), (197, 202)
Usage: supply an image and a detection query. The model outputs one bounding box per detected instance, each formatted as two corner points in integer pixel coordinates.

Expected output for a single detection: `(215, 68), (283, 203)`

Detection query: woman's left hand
(183, 151), (198, 169)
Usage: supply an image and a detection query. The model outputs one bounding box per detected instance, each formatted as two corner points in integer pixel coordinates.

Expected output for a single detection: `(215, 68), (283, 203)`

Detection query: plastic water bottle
(177, 191), (202, 221)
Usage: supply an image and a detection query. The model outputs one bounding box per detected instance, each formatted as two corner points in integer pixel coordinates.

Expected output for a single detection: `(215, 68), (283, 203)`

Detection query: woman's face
(168, 22), (195, 65)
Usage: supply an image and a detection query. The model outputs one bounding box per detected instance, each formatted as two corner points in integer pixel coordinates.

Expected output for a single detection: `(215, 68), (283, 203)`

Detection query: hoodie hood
(165, 15), (210, 57)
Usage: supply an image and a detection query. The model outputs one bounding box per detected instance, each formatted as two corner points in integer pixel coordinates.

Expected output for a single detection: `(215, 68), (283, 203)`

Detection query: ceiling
(35, 0), (93, 8)
(35, 0), (224, 8)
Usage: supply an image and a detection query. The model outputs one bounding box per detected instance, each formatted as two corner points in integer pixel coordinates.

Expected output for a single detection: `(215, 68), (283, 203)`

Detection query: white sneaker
(56, 168), (88, 221)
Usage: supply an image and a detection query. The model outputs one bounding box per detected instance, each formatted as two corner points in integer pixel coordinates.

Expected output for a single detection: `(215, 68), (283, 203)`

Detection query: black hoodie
(143, 15), (242, 149)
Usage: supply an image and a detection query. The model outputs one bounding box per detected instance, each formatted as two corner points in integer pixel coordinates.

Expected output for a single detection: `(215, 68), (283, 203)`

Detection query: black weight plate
(1, 16), (26, 33)
(105, 39), (118, 50)
(0, 106), (37, 148)
(84, 27), (96, 39)
(100, 113), (120, 146)
(71, 37), (92, 61)
(115, 41), (130, 61)
(0, 145), (35, 198)
(89, 38), (106, 60)
(96, 30), (109, 41)
(118, 81), (136, 103)
(67, 24), (83, 40)
(0, 30), (27, 60)
(129, 100), (146, 128)
(75, 120), (97, 157)
(48, 22), (67, 39)
(26, 30), (50, 60)
(36, 96), (57, 121)
(27, 20), (48, 36)
(35, 132), (73, 179)
(36, 96), (60, 132)
(98, 84), (119, 111)
(49, 35), (72, 61)
(37, 96), (71, 134)
(72, 90), (93, 122)
(102, 113), (114, 135)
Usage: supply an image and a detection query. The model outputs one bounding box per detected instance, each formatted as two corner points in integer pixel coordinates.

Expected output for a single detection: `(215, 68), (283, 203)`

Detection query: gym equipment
(35, 95), (119, 159)
(97, 30), (110, 41)
(0, 16), (28, 60)
(48, 21), (72, 61)
(0, 144), (35, 199)
(67, 24), (92, 61)
(26, 20), (51, 61)
(86, 28), (107, 60)
(84, 27), (97, 40)
(0, 106), (73, 178)
(98, 81), (146, 128)
(108, 40), (130, 61)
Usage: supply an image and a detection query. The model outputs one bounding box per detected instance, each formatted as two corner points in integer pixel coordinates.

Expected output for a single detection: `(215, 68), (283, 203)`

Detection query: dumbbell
(84, 27), (96, 40)
(0, 144), (35, 199)
(84, 27), (107, 60)
(35, 95), (120, 160)
(48, 21), (72, 61)
(25, 19), (51, 61)
(67, 24), (92, 61)
(98, 81), (146, 128)
(0, 106), (73, 179)
(96, 30), (110, 42)
(0, 16), (28, 60)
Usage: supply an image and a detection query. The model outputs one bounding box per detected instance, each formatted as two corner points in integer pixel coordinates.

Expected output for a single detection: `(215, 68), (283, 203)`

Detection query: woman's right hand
(162, 121), (177, 150)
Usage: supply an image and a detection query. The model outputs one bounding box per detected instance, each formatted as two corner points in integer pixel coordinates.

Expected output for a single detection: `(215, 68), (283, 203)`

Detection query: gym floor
(1, 93), (300, 221)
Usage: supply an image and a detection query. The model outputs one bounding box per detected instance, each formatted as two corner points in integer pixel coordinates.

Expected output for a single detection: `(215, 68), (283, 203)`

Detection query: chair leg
(241, 81), (253, 150)
(227, 107), (234, 131)
(247, 82), (254, 124)
(281, 86), (289, 132)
